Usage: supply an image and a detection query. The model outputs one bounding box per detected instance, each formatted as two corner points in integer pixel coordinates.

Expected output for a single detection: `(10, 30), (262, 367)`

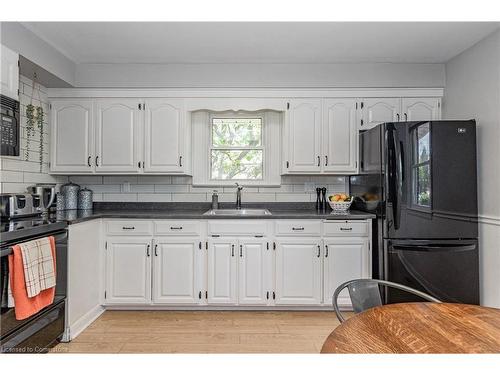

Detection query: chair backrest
(332, 279), (441, 323)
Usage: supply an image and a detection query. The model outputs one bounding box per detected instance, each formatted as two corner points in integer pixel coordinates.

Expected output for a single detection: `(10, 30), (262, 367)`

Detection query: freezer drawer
(385, 239), (479, 304)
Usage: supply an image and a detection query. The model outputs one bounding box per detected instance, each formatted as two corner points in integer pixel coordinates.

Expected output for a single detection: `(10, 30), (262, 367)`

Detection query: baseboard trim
(104, 305), (349, 311)
(66, 305), (105, 341)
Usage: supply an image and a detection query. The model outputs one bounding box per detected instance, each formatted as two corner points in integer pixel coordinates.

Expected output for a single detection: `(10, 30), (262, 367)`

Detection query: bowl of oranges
(328, 193), (353, 213)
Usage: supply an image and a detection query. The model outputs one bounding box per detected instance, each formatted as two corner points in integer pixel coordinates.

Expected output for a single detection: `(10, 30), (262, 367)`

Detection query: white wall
(443, 29), (500, 308)
(0, 22), (76, 86)
(75, 62), (445, 88)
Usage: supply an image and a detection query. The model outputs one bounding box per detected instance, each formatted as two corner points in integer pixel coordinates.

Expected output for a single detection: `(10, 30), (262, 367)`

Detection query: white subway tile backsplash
(172, 193), (207, 202)
(139, 176), (172, 184)
(85, 184), (121, 193)
(0, 170), (24, 183)
(171, 176), (192, 184)
(129, 184), (155, 193)
(69, 176), (104, 184)
(243, 193), (276, 202)
(103, 175), (139, 184)
(155, 184), (189, 193)
(137, 193), (172, 202)
(276, 193), (311, 202)
(103, 193), (138, 202)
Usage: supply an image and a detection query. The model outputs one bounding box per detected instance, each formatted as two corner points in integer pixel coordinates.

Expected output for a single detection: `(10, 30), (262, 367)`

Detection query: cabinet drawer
(154, 221), (201, 236)
(275, 221), (321, 236)
(323, 221), (368, 236)
(208, 221), (267, 236)
(106, 220), (153, 236)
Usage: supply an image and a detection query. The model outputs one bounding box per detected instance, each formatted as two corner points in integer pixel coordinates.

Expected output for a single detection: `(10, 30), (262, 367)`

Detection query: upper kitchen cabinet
(401, 97), (441, 121)
(95, 99), (142, 173)
(284, 99), (322, 173)
(322, 99), (358, 173)
(283, 98), (357, 174)
(144, 99), (186, 173)
(359, 98), (400, 130)
(0, 45), (19, 101)
(358, 97), (441, 129)
(50, 100), (94, 173)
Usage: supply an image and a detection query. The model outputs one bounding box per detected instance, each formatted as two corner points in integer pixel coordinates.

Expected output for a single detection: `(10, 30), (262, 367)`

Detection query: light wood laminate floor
(52, 311), (349, 353)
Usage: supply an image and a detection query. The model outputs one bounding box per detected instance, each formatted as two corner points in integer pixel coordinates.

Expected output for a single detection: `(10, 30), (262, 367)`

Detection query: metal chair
(332, 279), (442, 323)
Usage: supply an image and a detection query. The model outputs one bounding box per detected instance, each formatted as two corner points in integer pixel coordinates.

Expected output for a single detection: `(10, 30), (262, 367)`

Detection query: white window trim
(192, 110), (282, 187)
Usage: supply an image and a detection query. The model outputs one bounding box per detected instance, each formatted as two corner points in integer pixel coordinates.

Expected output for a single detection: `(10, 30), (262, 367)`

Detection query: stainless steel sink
(203, 208), (272, 216)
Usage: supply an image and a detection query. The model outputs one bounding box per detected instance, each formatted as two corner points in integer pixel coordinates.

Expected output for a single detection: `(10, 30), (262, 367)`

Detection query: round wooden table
(321, 303), (500, 353)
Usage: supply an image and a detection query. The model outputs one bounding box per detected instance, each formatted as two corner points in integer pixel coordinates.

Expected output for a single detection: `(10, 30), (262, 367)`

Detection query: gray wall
(75, 62), (445, 88)
(444, 29), (500, 308)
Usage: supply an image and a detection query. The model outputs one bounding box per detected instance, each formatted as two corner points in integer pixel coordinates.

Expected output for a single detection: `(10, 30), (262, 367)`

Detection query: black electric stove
(0, 215), (67, 246)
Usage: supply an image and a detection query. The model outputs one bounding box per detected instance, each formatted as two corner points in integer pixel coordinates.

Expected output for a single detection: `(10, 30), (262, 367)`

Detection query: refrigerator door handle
(392, 128), (403, 230)
(392, 244), (477, 253)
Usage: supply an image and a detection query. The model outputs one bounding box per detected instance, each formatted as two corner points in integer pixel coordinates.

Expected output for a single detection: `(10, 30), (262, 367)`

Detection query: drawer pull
(292, 227), (304, 231)
(170, 226), (183, 230)
(122, 226), (135, 230)
(340, 227), (353, 231)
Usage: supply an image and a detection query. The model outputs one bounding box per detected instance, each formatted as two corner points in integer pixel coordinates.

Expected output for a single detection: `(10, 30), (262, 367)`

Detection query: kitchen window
(210, 117), (264, 180)
(191, 110), (282, 186)
(411, 123), (431, 208)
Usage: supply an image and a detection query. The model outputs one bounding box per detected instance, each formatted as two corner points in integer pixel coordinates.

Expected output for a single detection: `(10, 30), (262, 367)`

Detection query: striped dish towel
(19, 237), (56, 298)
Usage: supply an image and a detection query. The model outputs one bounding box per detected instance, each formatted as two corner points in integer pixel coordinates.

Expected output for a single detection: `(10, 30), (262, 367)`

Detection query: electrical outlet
(122, 182), (131, 193)
(304, 182), (316, 193)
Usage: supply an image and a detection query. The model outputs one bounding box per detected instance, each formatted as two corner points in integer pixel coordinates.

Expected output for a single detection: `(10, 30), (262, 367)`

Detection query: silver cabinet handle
(292, 227), (304, 231)
(317, 245), (321, 258)
(325, 245), (329, 258)
(146, 244), (150, 257)
(231, 244), (235, 257)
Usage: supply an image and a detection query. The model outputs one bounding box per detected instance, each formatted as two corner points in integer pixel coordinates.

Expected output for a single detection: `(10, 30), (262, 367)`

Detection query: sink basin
(203, 209), (272, 216)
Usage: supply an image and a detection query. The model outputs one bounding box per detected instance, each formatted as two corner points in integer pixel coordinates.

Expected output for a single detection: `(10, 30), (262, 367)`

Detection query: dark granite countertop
(57, 202), (375, 225)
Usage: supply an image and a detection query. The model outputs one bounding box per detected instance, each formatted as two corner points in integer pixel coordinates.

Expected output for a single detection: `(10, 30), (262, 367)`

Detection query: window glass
(212, 118), (262, 147)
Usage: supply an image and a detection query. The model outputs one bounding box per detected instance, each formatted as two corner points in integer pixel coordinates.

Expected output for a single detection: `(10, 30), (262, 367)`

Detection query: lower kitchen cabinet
(105, 237), (152, 304)
(323, 237), (371, 307)
(275, 238), (322, 305)
(207, 238), (238, 305)
(152, 237), (203, 304)
(238, 238), (272, 305)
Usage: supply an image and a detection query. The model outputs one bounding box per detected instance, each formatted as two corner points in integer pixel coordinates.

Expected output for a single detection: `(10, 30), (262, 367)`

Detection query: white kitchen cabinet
(95, 99), (142, 173)
(207, 238), (238, 305)
(1, 45), (19, 101)
(50, 100), (94, 173)
(284, 99), (322, 173)
(401, 97), (441, 121)
(360, 98), (400, 130)
(323, 237), (371, 307)
(275, 238), (322, 305)
(144, 99), (185, 173)
(322, 99), (358, 173)
(238, 238), (271, 305)
(105, 237), (152, 304)
(152, 237), (203, 304)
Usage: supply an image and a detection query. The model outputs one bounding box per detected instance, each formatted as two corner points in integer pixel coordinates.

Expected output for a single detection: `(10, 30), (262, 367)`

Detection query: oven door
(385, 239), (479, 304)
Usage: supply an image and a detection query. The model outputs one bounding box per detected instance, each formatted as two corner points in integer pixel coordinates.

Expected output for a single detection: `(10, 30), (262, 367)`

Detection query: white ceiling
(21, 22), (499, 64)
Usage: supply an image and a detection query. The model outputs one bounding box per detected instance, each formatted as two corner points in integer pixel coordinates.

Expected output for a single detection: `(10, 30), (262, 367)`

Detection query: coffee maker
(28, 184), (56, 213)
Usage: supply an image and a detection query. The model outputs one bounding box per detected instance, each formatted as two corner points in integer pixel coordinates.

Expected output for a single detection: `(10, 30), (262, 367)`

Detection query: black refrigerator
(350, 120), (479, 305)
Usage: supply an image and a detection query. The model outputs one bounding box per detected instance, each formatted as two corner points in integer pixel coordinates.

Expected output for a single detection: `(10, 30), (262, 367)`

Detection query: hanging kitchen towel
(8, 236), (56, 320)
(19, 237), (56, 297)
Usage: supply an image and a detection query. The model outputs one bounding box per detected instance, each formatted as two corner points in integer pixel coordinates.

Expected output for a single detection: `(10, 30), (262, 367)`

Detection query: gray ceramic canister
(61, 181), (80, 210)
(78, 187), (93, 210)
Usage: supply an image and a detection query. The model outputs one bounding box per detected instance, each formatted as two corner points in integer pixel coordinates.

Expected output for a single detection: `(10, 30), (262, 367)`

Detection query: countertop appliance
(0, 214), (67, 353)
(28, 184), (56, 213)
(0, 194), (43, 219)
(350, 120), (479, 304)
(1, 94), (20, 156)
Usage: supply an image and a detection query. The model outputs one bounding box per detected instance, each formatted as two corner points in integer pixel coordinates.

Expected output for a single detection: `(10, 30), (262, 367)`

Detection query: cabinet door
(238, 238), (271, 305)
(50, 100), (94, 173)
(1, 45), (19, 100)
(275, 238), (322, 305)
(285, 99), (322, 172)
(95, 99), (142, 173)
(322, 98), (358, 173)
(144, 99), (185, 173)
(401, 98), (441, 121)
(152, 237), (202, 304)
(105, 237), (151, 304)
(207, 238), (237, 305)
(361, 98), (400, 130)
(323, 237), (371, 307)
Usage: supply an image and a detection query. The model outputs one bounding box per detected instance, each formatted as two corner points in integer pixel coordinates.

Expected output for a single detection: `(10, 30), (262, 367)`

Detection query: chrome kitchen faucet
(235, 183), (243, 209)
